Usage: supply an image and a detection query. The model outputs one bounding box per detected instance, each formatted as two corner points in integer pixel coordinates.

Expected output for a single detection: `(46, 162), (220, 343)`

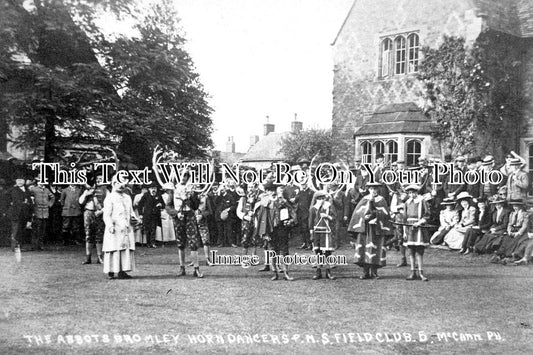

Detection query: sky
(170, 0), (354, 152)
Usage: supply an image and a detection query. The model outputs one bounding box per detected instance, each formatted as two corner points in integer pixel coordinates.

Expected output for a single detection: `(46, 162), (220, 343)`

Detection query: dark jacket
(8, 186), (32, 221)
(138, 193), (164, 221)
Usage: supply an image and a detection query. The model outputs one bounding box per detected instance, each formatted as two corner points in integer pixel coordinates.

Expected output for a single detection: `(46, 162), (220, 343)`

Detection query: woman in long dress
(102, 178), (139, 279)
(443, 192), (476, 250)
(157, 183), (176, 244)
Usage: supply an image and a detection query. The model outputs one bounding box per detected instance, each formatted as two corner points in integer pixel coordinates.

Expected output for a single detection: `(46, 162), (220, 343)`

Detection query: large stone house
(332, 0), (533, 168)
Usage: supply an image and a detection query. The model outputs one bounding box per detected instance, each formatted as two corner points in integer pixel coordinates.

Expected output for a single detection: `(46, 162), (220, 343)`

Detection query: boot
(325, 269), (336, 280)
(97, 255), (104, 264)
(82, 255), (91, 265)
(271, 271), (279, 281)
(370, 267), (379, 279)
(396, 258), (407, 267)
(313, 268), (322, 280)
(283, 272), (294, 281)
(193, 267), (204, 278)
(177, 266), (186, 276)
(108, 272), (115, 279)
(258, 265), (270, 272)
(463, 248), (472, 255)
(360, 266), (371, 279)
(406, 270), (418, 280)
(418, 270), (429, 281)
(117, 271), (132, 279)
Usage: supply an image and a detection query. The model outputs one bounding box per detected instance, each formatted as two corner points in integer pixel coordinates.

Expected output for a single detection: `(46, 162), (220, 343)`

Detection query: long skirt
(103, 249), (135, 273)
(156, 210), (176, 242)
(474, 232), (504, 254)
(443, 227), (467, 250)
(354, 229), (386, 268)
(497, 233), (529, 258)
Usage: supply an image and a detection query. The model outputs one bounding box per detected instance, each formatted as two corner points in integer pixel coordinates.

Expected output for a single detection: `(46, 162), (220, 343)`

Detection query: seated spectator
(430, 198), (458, 246)
(474, 198), (509, 254)
(490, 199), (529, 264)
(443, 192), (476, 250)
(461, 198), (491, 255)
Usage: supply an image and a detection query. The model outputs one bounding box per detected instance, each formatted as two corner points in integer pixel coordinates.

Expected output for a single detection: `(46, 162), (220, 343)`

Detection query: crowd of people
(2, 150), (533, 281)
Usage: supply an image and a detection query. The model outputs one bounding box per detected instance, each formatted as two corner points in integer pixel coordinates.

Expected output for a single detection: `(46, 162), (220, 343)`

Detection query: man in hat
(444, 156), (466, 198)
(505, 158), (528, 202)
(60, 184), (83, 245)
(348, 182), (391, 279)
(465, 158), (480, 200)
(29, 179), (55, 251)
(8, 177), (33, 251)
(402, 184), (431, 281)
(479, 156), (499, 200)
(215, 180), (239, 247)
(296, 178), (314, 250)
(79, 175), (109, 264)
(137, 182), (164, 248)
(344, 159), (368, 228)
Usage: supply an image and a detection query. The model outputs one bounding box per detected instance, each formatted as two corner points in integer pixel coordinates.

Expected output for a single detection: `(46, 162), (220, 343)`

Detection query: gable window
(378, 31), (419, 79)
(386, 140), (398, 163)
(407, 33), (419, 73)
(406, 139), (421, 166)
(361, 141), (371, 164)
(379, 39), (393, 78)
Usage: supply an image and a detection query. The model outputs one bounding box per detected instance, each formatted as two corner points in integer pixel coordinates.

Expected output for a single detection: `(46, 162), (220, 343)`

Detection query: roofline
(331, 0), (358, 46)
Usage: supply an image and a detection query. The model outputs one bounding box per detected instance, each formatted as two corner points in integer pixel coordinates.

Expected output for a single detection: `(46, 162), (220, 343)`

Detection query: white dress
(156, 192), (176, 242)
(102, 191), (136, 273)
(443, 206), (476, 250)
(133, 192), (146, 244)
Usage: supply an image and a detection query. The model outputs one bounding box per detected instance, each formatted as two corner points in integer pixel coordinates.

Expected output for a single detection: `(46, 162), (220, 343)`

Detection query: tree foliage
(0, 0), (213, 164)
(280, 128), (335, 164)
(418, 33), (523, 159)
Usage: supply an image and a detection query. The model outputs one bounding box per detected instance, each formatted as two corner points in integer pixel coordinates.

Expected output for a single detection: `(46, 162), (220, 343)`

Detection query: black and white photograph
(1, 0), (533, 354)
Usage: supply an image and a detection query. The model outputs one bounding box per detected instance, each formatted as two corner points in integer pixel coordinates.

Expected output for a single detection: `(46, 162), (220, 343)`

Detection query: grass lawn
(1, 242), (533, 354)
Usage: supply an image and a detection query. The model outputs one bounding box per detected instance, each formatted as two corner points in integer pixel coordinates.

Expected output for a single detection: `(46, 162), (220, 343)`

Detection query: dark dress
(474, 208), (510, 254)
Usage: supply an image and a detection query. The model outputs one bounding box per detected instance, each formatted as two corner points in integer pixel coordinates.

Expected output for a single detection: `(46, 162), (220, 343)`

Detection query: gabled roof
(241, 132), (287, 162)
(354, 102), (435, 136)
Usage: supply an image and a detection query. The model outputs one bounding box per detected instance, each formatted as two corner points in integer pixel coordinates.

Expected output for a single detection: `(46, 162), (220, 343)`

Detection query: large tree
(280, 128), (349, 164)
(0, 0), (213, 165)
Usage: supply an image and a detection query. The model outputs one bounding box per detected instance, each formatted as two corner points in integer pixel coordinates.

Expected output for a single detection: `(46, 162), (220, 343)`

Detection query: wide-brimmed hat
(441, 198), (455, 206)
(509, 158), (522, 166)
(456, 192), (472, 201)
(366, 181), (382, 187)
(481, 155), (495, 165)
(508, 198), (525, 206)
(314, 190), (328, 199)
(455, 156), (466, 162)
(490, 197), (506, 204)
(405, 184), (421, 192)
(162, 182), (174, 190)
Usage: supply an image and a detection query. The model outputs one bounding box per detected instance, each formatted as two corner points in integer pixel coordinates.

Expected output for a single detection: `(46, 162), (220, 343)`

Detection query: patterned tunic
(403, 196), (431, 247)
(349, 195), (391, 267)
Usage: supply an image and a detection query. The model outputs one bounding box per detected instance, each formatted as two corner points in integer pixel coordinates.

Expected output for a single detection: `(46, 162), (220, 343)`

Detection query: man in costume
(347, 182), (391, 279)
(402, 184), (431, 281)
(79, 175), (108, 264)
(309, 191), (337, 280)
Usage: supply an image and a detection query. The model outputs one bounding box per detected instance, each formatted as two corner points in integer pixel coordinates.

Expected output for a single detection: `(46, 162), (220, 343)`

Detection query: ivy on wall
(418, 31), (524, 160)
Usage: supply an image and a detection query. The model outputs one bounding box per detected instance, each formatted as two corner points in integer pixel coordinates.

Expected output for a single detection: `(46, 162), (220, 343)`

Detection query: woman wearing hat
(429, 198), (459, 246)
(461, 198), (492, 255)
(443, 192), (477, 250)
(157, 183), (177, 244)
(490, 199), (529, 264)
(348, 182), (391, 279)
(474, 197), (509, 254)
(102, 176), (140, 279)
(402, 184), (431, 281)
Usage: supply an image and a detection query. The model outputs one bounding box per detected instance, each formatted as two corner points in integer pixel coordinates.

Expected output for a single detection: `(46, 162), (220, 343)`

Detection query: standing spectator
(505, 158), (528, 202)
(137, 183), (164, 248)
(330, 183), (347, 249)
(0, 179), (10, 246)
(102, 177), (138, 279)
(296, 181), (314, 250)
(216, 182), (239, 247)
(79, 177), (108, 264)
(158, 183), (177, 244)
(8, 177), (32, 251)
(132, 185), (148, 245)
(60, 184), (83, 245)
(479, 156), (499, 200)
(30, 182), (55, 251)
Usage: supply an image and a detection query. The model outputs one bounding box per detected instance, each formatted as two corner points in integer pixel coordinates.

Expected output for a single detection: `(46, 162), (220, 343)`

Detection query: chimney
(263, 115), (275, 136)
(249, 135), (259, 148)
(291, 113), (303, 133)
(226, 136), (235, 153)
